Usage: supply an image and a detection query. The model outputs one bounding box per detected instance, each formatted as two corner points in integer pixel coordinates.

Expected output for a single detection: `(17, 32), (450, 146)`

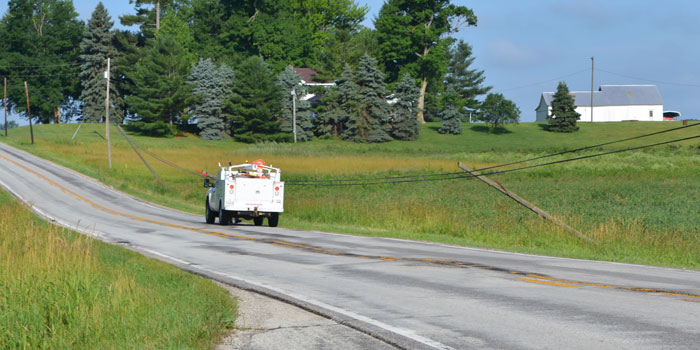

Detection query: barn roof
(542, 85), (663, 107)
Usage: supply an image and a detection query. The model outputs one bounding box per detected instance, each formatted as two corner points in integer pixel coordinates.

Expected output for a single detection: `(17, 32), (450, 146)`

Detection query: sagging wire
(286, 122), (700, 185)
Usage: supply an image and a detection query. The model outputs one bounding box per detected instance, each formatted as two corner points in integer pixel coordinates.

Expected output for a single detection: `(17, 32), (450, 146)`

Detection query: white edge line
(137, 247), (455, 350)
(0, 177), (454, 350)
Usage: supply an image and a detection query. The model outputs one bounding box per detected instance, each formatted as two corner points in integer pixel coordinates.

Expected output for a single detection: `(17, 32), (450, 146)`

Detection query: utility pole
(590, 56), (594, 123)
(3, 77), (7, 137)
(291, 88), (297, 143)
(105, 57), (112, 169)
(156, 1), (161, 31)
(24, 81), (34, 144)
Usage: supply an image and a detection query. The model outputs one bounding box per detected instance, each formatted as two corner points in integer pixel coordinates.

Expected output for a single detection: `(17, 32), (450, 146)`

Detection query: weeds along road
(1, 142), (699, 350)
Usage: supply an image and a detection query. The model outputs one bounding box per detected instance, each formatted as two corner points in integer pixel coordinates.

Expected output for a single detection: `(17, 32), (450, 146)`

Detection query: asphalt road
(1, 142), (699, 350)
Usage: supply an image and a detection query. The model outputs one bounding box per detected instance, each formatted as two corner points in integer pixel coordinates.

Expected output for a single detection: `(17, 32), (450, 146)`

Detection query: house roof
(542, 85), (663, 107)
(293, 68), (319, 83)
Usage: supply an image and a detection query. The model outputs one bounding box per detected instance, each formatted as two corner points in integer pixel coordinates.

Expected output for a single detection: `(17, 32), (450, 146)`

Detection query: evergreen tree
(439, 88), (462, 135)
(0, 0), (83, 124)
(277, 66), (313, 142)
(188, 58), (234, 140)
(343, 54), (391, 143)
(444, 39), (491, 111)
(315, 64), (356, 139)
(390, 74), (420, 140)
(230, 56), (285, 143)
(478, 93), (520, 129)
(79, 3), (121, 123)
(126, 34), (193, 131)
(548, 81), (580, 132)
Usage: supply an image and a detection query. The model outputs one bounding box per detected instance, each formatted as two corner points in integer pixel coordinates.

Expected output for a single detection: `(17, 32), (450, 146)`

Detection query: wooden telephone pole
(3, 77), (7, 137)
(24, 81), (34, 144)
(105, 58), (112, 169)
(590, 57), (594, 122)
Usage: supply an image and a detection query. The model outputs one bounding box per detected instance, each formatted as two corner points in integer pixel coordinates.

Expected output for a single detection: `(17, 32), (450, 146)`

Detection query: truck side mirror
(204, 178), (212, 188)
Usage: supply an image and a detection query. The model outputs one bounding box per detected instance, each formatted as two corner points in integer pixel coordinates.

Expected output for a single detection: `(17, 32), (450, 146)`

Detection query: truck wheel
(268, 213), (279, 227)
(253, 216), (264, 226)
(219, 203), (231, 226)
(205, 200), (216, 224)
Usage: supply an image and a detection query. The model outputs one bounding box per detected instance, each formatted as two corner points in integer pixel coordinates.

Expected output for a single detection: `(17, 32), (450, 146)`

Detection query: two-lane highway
(1, 142), (698, 349)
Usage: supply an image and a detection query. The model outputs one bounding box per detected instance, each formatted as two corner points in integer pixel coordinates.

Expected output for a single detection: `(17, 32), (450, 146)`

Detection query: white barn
(535, 85), (664, 122)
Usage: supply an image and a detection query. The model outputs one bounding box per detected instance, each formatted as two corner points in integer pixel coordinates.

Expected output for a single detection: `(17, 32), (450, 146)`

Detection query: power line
(288, 133), (700, 186)
(0, 62), (80, 69)
(498, 69), (589, 92)
(596, 68), (700, 88)
(287, 122), (700, 185)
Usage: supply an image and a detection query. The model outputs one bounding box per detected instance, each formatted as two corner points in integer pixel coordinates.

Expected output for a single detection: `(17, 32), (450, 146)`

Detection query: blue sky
(2, 0), (699, 123)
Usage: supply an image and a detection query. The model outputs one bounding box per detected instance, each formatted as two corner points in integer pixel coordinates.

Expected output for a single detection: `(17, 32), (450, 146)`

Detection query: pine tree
(277, 66), (313, 142)
(230, 56), (285, 143)
(188, 58), (234, 140)
(548, 81), (580, 132)
(343, 54), (391, 143)
(316, 64), (356, 139)
(126, 34), (193, 134)
(439, 89), (462, 135)
(444, 39), (491, 111)
(390, 73), (420, 140)
(79, 3), (121, 123)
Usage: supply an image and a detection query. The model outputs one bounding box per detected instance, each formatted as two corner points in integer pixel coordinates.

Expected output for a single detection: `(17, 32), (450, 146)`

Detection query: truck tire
(268, 213), (279, 227)
(253, 216), (264, 226)
(219, 203), (231, 226)
(205, 200), (216, 224)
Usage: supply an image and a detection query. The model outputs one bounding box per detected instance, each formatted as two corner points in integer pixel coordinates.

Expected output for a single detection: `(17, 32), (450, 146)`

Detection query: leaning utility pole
(590, 56), (594, 123)
(3, 77), (7, 137)
(105, 58), (112, 169)
(24, 81), (34, 145)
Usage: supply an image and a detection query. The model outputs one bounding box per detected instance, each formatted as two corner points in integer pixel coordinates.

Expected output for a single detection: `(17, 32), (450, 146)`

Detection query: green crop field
(0, 191), (235, 350)
(2, 121), (699, 269)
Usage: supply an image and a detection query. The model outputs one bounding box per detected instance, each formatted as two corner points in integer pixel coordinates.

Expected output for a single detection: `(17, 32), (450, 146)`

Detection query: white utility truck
(204, 160), (284, 227)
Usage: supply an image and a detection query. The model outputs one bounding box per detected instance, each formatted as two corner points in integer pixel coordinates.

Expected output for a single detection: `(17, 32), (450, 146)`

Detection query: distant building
(292, 68), (335, 87)
(535, 85), (664, 122)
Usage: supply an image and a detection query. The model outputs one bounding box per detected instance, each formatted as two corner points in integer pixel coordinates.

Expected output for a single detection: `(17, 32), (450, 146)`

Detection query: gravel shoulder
(215, 283), (398, 350)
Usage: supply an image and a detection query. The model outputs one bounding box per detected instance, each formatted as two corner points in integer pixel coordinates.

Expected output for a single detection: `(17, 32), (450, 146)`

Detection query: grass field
(2, 121), (699, 269)
(0, 190), (235, 350)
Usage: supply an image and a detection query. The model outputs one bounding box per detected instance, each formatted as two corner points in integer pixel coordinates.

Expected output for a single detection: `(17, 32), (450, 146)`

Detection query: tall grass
(2, 122), (700, 268)
(0, 191), (235, 350)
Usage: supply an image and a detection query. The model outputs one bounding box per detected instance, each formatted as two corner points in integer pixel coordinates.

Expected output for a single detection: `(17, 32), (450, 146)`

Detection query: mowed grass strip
(0, 191), (235, 350)
(2, 122), (700, 269)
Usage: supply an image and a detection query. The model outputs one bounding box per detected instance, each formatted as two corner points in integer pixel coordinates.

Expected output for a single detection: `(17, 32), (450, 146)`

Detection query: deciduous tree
(478, 93), (520, 129)
(0, 0), (83, 124)
(375, 0), (476, 123)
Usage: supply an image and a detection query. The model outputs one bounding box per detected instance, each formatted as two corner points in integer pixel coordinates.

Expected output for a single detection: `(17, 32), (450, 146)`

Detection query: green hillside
(2, 121), (699, 268)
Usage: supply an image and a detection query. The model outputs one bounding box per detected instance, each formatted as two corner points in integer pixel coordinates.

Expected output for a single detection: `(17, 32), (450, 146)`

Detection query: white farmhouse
(535, 85), (663, 122)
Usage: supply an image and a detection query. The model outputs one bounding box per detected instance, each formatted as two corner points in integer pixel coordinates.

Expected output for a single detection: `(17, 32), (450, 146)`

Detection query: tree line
(0, 0), (523, 142)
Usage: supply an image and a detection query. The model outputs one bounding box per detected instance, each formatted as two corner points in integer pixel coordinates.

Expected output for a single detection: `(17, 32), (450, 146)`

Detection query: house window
(649, 110), (653, 117)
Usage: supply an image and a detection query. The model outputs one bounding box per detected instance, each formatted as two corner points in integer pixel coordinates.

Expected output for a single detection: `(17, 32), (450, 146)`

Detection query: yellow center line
(518, 277), (581, 288)
(3, 153), (700, 302)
